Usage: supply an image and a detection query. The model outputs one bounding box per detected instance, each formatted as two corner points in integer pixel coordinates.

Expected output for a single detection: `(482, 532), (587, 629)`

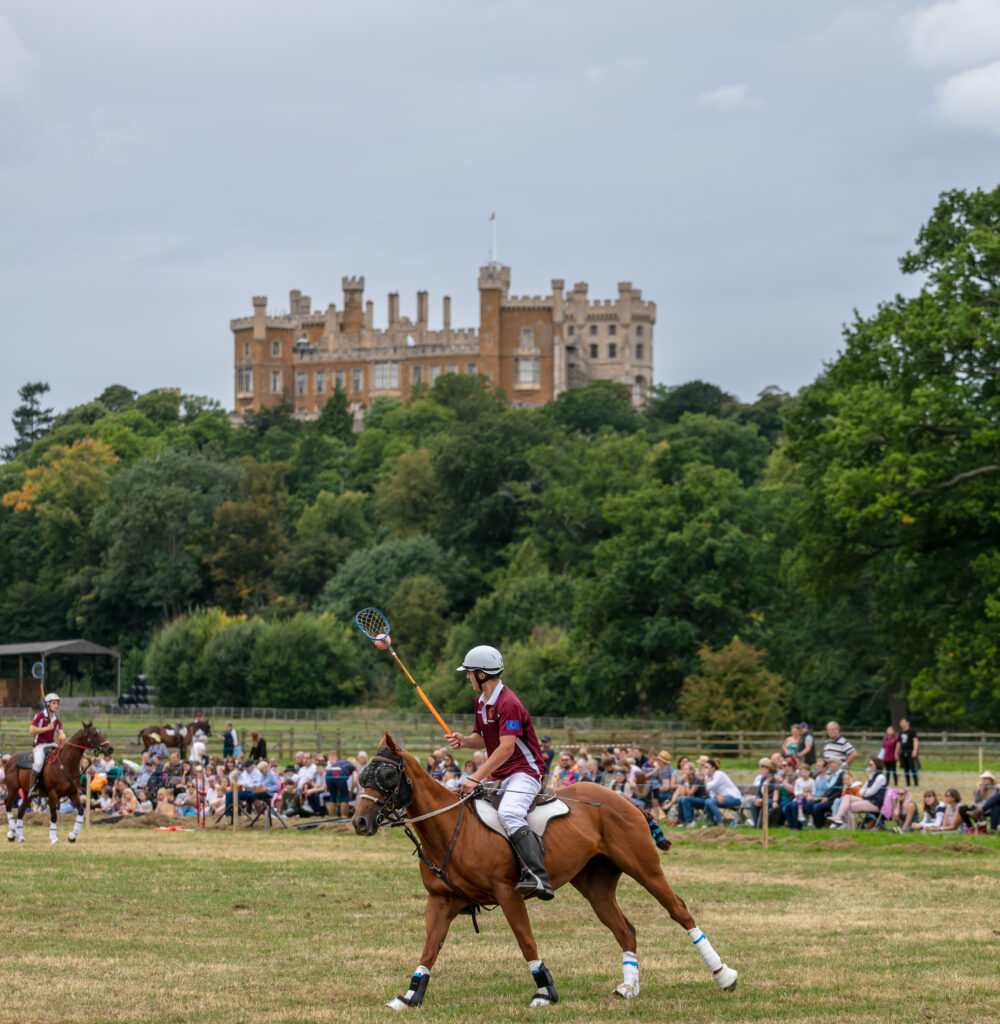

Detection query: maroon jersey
(32, 710), (61, 746)
(472, 683), (545, 782)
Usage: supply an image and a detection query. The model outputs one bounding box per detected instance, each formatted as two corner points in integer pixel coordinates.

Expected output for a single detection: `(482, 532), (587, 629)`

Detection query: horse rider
(446, 645), (555, 901)
(27, 693), (67, 799)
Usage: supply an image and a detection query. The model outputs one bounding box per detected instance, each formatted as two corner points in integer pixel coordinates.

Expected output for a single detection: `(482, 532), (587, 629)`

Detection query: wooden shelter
(0, 639), (121, 706)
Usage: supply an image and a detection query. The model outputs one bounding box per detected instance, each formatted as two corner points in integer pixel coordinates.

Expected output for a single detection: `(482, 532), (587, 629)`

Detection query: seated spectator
(810, 758), (844, 828)
(155, 788), (176, 816)
(459, 759), (477, 783)
(666, 763), (703, 821)
(649, 751), (675, 819)
(98, 787), (116, 814)
(828, 757), (888, 829)
(248, 731), (267, 761)
(442, 768), (460, 792)
(278, 778), (305, 817)
(146, 739), (168, 760)
(908, 789), (945, 831)
(678, 759), (742, 828)
(926, 788), (966, 833)
(959, 770), (997, 831)
(785, 764), (815, 830)
(749, 758), (778, 828)
(553, 752), (581, 788)
(208, 777), (231, 817)
(625, 771), (652, 811)
(610, 768), (629, 797)
(302, 758), (329, 816)
(781, 723), (801, 763)
(426, 753), (443, 781)
(135, 787), (153, 814)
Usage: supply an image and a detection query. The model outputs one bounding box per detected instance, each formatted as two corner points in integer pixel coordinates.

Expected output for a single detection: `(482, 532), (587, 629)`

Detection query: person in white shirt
(786, 765), (816, 829)
(190, 730), (207, 766)
(677, 759), (742, 827)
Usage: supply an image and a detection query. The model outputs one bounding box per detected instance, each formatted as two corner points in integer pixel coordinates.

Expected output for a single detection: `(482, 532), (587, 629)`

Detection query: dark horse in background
(352, 733), (738, 1010)
(4, 722), (113, 845)
(138, 717), (210, 758)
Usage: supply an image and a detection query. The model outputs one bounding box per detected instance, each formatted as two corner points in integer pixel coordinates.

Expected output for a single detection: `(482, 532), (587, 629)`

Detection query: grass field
(1, 822), (996, 1024)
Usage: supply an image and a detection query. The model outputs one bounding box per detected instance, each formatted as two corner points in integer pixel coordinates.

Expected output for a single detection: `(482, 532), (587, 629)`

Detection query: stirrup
(516, 871), (555, 901)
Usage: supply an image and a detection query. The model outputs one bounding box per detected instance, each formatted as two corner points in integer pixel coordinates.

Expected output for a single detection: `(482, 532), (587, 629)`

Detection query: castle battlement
(342, 275), (365, 291)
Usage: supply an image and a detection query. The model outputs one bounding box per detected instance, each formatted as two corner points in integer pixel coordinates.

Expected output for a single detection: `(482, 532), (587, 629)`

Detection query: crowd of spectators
(1, 718), (995, 835)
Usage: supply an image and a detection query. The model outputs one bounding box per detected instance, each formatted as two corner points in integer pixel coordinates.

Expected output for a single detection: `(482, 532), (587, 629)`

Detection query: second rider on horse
(446, 645), (555, 901)
(27, 693), (66, 799)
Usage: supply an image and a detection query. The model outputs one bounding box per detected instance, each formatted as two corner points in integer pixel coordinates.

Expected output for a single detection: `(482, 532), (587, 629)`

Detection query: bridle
(357, 751), (414, 827)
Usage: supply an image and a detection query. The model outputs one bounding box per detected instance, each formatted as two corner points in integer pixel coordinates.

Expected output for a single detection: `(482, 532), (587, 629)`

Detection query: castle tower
(478, 263), (510, 385)
(342, 276), (365, 334)
(252, 295), (267, 341)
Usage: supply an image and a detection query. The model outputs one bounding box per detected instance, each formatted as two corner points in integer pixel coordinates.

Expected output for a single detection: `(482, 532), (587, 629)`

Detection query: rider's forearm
(461, 734), (486, 751)
(472, 739), (516, 781)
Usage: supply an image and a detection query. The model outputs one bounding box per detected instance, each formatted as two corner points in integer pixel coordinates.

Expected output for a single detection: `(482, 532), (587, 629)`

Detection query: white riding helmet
(44, 693), (61, 703)
(457, 645), (504, 676)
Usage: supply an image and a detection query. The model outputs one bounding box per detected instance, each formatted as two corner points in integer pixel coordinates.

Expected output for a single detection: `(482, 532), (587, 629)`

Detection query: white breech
(497, 773), (542, 835)
(33, 744), (54, 772)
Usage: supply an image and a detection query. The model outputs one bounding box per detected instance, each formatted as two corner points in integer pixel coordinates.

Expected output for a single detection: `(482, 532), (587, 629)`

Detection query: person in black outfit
(898, 718), (919, 786)
(249, 731), (267, 761)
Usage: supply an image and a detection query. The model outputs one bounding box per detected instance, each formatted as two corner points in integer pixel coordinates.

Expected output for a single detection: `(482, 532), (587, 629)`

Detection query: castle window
(296, 372), (307, 396)
(589, 325), (597, 337)
(608, 343), (617, 359)
(335, 370), (346, 392)
(467, 363), (477, 375)
(271, 340), (281, 357)
(237, 368), (253, 394)
(521, 327), (533, 349)
(271, 370), (282, 394)
(447, 364), (458, 375)
(412, 365), (423, 385)
(374, 362), (400, 389)
(316, 371), (326, 395)
(589, 344), (599, 360)
(430, 365), (442, 381)
(515, 356), (540, 386)
(609, 325), (617, 336)
(636, 343), (644, 361)
(352, 368), (363, 393)
(636, 325), (644, 336)
(243, 342), (250, 357)
(567, 326), (575, 336)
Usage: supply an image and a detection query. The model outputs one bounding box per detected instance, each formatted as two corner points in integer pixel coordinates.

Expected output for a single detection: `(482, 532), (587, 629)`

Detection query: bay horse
(4, 722), (114, 845)
(352, 733), (738, 1009)
(138, 717), (210, 758)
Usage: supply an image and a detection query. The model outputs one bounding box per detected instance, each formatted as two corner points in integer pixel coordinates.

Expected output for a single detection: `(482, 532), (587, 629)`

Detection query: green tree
(374, 449), (442, 538)
(644, 380), (736, 427)
(98, 384), (137, 412)
(316, 387), (354, 442)
(428, 372), (507, 421)
(197, 618), (263, 705)
(548, 379), (640, 435)
(247, 613), (362, 707)
(652, 413), (772, 487)
(677, 638), (787, 731)
(4, 382), (54, 460)
(783, 186), (1000, 724)
(143, 607), (233, 705)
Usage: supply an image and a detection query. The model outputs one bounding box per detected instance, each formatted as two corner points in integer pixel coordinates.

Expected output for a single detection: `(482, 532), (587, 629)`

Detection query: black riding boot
(510, 826), (555, 901)
(25, 769), (39, 800)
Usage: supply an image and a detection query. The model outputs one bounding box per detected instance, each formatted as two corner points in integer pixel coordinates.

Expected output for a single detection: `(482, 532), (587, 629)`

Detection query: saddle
(164, 726), (188, 740)
(472, 788), (570, 839)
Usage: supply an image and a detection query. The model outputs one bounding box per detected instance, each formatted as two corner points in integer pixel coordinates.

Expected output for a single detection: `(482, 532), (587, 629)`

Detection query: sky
(3, 0), (1000, 446)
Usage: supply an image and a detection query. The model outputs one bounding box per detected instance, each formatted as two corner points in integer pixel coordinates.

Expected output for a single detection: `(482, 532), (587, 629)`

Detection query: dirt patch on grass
(800, 837), (860, 851)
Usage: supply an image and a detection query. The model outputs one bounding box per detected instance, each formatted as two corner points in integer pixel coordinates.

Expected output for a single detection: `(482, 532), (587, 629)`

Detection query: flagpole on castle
(490, 212), (498, 265)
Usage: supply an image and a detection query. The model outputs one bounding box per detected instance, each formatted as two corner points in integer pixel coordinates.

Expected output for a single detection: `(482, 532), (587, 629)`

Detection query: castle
(231, 264), (655, 424)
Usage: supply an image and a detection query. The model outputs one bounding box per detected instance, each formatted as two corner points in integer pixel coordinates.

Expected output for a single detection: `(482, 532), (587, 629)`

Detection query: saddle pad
(473, 797), (570, 839)
(14, 751), (34, 770)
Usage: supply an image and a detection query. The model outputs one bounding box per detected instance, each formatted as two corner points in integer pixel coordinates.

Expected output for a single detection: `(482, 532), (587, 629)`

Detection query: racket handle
(392, 652), (451, 733)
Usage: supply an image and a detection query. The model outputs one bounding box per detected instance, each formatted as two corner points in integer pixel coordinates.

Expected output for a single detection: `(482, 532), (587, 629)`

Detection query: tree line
(2, 186), (998, 729)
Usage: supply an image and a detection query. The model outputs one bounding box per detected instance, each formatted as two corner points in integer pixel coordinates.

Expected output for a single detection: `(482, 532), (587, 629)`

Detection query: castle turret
(342, 276), (365, 334)
(252, 296), (267, 341)
(477, 263), (510, 384)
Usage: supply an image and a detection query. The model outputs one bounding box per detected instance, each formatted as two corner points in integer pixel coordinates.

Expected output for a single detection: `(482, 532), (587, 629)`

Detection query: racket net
(355, 606), (390, 640)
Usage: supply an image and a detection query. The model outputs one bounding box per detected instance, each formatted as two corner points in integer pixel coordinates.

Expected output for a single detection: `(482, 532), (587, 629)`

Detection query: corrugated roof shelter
(0, 639), (121, 706)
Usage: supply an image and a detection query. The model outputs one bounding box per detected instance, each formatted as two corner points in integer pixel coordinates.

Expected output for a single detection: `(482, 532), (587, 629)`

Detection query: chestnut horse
(138, 718), (210, 757)
(4, 722), (114, 845)
(352, 733), (738, 1010)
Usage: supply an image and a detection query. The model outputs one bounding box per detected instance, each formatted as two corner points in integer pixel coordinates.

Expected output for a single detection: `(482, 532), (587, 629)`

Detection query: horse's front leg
(496, 888), (559, 1007)
(385, 893), (464, 1011)
(48, 793), (59, 845)
(5, 782), (19, 842)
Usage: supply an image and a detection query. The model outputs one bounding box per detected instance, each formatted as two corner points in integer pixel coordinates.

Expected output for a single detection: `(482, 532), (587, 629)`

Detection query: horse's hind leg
(610, 833), (738, 992)
(5, 778), (17, 841)
(48, 794), (59, 845)
(67, 789), (85, 843)
(571, 855), (641, 998)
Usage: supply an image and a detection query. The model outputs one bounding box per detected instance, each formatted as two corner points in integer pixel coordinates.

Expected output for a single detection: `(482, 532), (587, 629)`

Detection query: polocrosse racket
(354, 607), (451, 734)
(32, 661), (45, 708)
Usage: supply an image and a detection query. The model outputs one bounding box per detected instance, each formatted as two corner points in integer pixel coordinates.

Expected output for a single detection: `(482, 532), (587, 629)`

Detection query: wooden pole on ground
(762, 787), (769, 852)
(230, 770), (239, 832)
(979, 746), (984, 774)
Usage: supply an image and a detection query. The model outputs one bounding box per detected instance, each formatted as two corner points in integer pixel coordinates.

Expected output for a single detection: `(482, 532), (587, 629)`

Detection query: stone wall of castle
(231, 264), (655, 422)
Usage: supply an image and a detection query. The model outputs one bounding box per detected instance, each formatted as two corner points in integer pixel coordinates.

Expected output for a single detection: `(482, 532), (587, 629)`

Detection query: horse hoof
(68, 834), (77, 843)
(529, 996), (554, 1008)
(715, 966), (738, 991)
(15, 835), (25, 844)
(385, 997), (410, 1011)
(5, 831), (14, 843)
(50, 838), (59, 845)
(612, 983), (639, 999)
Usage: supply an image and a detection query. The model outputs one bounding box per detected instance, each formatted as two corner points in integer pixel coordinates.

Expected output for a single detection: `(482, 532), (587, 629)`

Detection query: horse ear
(382, 731), (398, 753)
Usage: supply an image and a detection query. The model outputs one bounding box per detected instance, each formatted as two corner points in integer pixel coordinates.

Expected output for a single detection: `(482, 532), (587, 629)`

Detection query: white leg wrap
(49, 821), (59, 843)
(688, 928), (722, 971)
(5, 811), (14, 830)
(69, 814), (84, 839)
(613, 950), (640, 998)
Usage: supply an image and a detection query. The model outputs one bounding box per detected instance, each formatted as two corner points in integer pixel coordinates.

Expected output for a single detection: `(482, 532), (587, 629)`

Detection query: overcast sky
(3, 0), (1000, 446)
